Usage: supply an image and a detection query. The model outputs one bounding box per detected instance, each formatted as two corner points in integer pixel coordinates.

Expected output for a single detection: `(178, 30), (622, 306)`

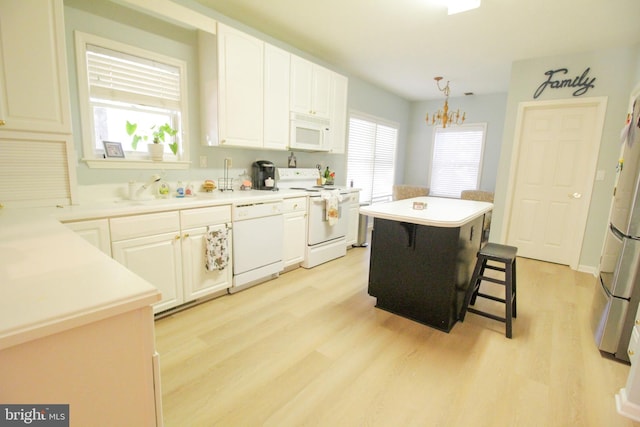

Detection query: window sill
(83, 158), (191, 170)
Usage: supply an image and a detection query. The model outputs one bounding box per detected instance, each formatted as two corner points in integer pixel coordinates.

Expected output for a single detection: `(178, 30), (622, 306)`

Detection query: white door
(506, 98), (606, 267)
(0, 0), (71, 133)
(217, 23), (264, 148)
(263, 44), (290, 150)
(283, 211), (306, 267)
(181, 225), (232, 300)
(112, 233), (184, 313)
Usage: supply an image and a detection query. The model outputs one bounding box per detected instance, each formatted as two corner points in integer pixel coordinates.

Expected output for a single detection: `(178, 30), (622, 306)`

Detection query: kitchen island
(360, 196), (493, 332)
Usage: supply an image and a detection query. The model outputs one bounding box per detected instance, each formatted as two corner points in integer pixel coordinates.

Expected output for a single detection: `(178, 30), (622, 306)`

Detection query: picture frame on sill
(103, 141), (125, 158)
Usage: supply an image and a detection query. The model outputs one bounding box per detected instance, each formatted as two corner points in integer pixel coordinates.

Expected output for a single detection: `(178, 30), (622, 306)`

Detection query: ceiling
(193, 0), (640, 101)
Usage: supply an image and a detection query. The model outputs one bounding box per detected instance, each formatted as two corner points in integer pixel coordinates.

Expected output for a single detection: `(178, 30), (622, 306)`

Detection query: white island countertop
(360, 196), (493, 228)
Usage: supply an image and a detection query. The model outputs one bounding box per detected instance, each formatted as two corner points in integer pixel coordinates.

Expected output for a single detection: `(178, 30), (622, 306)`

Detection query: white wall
(493, 45), (640, 270)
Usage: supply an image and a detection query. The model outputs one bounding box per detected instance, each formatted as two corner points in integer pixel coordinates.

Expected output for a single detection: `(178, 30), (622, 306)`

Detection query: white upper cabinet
(290, 56), (332, 118)
(199, 24), (347, 152)
(0, 0), (77, 208)
(200, 24), (291, 150)
(328, 73), (349, 154)
(263, 44), (291, 150)
(216, 23), (264, 148)
(0, 0), (71, 134)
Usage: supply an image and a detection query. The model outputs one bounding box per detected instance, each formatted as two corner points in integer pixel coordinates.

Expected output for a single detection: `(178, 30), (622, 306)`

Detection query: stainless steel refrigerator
(592, 94), (640, 362)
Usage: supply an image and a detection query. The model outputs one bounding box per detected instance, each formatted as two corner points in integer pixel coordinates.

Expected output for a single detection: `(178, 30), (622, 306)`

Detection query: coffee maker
(252, 160), (278, 191)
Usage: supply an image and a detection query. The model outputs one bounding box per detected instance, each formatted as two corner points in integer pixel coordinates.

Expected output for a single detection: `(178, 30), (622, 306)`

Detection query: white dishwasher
(231, 199), (284, 292)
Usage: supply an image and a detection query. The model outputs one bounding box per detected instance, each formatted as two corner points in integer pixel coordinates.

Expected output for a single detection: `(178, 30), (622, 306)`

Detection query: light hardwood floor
(155, 245), (640, 427)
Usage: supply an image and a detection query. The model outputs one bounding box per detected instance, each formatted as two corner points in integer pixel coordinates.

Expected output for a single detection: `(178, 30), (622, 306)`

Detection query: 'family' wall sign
(533, 67), (596, 99)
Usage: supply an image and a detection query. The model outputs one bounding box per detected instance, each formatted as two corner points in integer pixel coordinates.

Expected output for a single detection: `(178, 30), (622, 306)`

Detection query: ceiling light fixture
(425, 77), (466, 128)
(447, 0), (481, 15)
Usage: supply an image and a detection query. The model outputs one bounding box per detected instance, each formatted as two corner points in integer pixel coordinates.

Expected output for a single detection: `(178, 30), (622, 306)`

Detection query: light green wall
(347, 78), (411, 184)
(63, 0), (409, 187)
(406, 93), (508, 191)
(63, 1), (639, 272)
(492, 45), (640, 271)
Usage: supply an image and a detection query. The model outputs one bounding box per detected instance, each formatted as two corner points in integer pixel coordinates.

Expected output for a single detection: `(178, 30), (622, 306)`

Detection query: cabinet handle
(630, 349), (635, 356)
(636, 319), (640, 325)
(183, 233), (190, 238)
(0, 119), (5, 126)
(174, 235), (181, 240)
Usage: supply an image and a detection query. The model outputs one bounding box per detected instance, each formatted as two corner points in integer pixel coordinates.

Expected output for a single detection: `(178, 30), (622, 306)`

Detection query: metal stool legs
(460, 243), (518, 338)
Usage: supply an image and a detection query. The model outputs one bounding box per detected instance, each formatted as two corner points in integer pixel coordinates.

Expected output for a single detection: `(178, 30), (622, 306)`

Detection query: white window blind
(86, 44), (181, 110)
(429, 123), (486, 198)
(347, 113), (398, 204)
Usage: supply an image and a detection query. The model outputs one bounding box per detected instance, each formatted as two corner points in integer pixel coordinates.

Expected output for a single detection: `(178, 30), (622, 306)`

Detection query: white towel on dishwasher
(205, 225), (229, 271)
(321, 190), (343, 226)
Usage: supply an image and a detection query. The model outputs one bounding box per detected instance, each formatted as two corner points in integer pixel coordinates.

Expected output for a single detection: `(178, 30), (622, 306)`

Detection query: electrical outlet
(199, 155), (207, 168)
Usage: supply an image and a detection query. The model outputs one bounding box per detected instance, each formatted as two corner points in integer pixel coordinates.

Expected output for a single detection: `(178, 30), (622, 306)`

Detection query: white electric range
(277, 168), (356, 268)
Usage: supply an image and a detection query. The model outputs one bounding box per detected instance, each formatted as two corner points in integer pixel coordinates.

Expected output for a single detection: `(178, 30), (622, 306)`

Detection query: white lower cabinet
(111, 212), (183, 313)
(0, 305), (161, 426)
(64, 218), (111, 256)
(110, 206), (232, 313)
(345, 192), (360, 247)
(282, 197), (307, 268)
(630, 327), (640, 366)
(628, 303), (640, 364)
(617, 303), (640, 420)
(180, 206), (232, 300)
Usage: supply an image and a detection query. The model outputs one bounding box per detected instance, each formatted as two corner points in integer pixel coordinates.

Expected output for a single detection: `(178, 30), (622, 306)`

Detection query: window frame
(346, 111), (399, 205)
(74, 31), (190, 170)
(428, 123), (487, 198)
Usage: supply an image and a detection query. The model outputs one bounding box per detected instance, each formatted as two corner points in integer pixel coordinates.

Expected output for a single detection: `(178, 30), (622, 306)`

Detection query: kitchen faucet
(135, 174), (161, 199)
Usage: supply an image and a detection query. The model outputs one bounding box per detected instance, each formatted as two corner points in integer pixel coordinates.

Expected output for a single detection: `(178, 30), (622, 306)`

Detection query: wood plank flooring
(155, 245), (640, 427)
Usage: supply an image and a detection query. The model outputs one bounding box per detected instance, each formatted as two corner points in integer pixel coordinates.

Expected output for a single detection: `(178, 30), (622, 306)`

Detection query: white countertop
(359, 196), (493, 227)
(0, 187), (359, 351)
(0, 212), (161, 350)
(53, 188), (309, 222)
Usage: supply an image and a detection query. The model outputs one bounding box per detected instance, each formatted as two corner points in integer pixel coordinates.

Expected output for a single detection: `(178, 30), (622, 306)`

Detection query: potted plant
(126, 121), (179, 161)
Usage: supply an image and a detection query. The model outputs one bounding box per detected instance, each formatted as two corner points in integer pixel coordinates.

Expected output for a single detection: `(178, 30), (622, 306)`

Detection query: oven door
(308, 196), (348, 245)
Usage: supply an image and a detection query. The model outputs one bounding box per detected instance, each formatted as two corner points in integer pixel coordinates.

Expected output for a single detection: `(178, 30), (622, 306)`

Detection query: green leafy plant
(126, 121), (179, 155)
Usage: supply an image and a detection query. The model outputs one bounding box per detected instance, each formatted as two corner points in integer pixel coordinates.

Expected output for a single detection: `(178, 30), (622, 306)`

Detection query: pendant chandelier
(425, 77), (466, 128)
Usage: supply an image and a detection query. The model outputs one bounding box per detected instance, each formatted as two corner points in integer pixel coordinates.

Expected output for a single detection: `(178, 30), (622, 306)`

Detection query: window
(429, 123), (486, 198)
(75, 32), (189, 169)
(347, 112), (398, 204)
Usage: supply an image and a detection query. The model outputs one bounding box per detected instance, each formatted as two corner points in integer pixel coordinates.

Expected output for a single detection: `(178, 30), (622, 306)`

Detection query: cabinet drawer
(110, 211), (180, 241)
(180, 205), (231, 229)
(282, 197), (307, 213)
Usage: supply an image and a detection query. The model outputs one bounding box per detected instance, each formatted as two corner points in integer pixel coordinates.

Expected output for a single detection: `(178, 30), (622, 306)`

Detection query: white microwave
(289, 112), (330, 151)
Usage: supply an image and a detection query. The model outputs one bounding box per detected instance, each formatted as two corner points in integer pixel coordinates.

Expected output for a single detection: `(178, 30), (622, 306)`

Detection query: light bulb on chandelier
(425, 77), (466, 128)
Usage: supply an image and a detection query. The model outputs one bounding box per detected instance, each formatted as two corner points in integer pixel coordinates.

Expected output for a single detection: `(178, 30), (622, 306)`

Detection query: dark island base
(367, 216), (484, 332)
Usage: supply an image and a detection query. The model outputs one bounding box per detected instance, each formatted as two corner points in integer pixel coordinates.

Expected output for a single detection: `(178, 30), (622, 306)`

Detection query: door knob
(0, 119), (5, 126)
(569, 192), (582, 199)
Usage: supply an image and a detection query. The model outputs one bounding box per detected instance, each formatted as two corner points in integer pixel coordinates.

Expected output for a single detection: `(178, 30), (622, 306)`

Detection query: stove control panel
(277, 168), (320, 180)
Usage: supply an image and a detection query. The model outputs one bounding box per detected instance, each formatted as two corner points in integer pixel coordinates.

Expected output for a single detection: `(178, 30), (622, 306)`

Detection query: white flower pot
(148, 143), (164, 161)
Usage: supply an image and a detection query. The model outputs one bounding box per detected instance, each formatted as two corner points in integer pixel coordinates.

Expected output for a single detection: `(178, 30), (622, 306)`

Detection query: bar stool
(460, 243), (518, 338)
